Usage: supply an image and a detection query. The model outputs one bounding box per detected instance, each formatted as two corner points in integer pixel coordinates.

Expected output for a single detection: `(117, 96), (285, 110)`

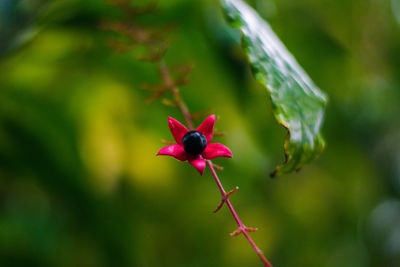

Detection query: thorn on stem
(213, 201), (225, 213)
(230, 228), (242, 237)
(213, 186), (239, 213)
(230, 226), (258, 237)
(212, 163), (224, 171)
(226, 186), (239, 198)
(161, 139), (175, 144)
(246, 227), (258, 232)
(161, 98), (178, 107)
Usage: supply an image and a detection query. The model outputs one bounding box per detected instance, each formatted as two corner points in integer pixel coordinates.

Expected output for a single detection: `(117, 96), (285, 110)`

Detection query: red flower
(157, 115), (232, 175)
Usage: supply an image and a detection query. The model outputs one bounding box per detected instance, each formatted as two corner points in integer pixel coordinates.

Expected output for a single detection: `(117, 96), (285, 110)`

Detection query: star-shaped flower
(157, 115), (232, 175)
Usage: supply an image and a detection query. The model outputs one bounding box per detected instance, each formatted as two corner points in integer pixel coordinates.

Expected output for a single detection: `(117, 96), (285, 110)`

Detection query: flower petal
(168, 117), (189, 144)
(202, 143), (232, 160)
(157, 144), (188, 161)
(189, 157), (206, 175)
(196, 114), (215, 143)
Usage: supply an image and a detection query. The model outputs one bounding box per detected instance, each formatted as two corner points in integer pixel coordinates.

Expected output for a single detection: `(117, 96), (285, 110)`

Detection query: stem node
(230, 226), (258, 237)
(214, 186), (239, 213)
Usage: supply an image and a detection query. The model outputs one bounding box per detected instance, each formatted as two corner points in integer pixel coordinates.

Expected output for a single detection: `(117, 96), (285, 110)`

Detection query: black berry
(182, 131), (207, 155)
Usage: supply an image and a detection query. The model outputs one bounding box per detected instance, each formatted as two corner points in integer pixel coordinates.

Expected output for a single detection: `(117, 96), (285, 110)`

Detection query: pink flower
(157, 115), (232, 175)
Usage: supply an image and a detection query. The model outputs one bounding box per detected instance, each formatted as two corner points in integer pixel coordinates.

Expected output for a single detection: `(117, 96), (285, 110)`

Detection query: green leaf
(220, 0), (328, 177)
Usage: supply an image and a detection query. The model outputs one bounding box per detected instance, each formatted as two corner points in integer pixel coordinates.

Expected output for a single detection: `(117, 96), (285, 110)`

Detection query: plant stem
(206, 160), (273, 267)
(157, 60), (194, 129)
(159, 59), (272, 266)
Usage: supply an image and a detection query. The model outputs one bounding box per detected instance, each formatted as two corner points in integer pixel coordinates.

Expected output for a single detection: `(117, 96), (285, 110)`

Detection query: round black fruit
(182, 131), (207, 155)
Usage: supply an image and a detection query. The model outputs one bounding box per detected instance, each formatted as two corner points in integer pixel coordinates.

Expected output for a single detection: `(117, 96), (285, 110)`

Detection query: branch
(156, 62), (272, 266)
(206, 160), (273, 267)
(156, 61), (194, 129)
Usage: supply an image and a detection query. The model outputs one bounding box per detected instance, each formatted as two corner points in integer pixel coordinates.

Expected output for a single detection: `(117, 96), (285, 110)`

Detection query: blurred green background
(1, 0), (400, 266)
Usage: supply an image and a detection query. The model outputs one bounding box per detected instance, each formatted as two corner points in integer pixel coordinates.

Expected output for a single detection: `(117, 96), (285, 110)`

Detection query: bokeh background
(1, 0), (400, 266)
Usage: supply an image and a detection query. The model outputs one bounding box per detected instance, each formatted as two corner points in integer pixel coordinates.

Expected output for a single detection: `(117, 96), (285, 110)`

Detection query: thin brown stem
(156, 60), (194, 129)
(207, 160), (273, 267)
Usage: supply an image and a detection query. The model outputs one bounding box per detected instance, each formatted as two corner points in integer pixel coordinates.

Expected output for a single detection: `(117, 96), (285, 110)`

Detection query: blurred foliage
(0, 0), (48, 58)
(0, 0), (399, 266)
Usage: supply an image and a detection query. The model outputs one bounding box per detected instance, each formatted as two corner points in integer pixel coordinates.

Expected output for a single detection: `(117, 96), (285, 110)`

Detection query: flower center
(182, 131), (207, 155)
